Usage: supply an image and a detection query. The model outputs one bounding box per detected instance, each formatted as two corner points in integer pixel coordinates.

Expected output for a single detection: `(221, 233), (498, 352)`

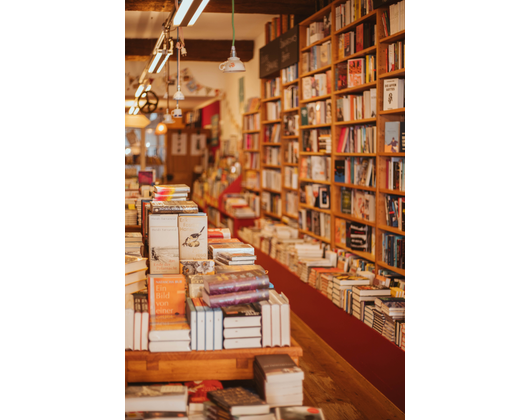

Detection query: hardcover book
(335, 62), (347, 90)
(151, 201), (198, 214)
(149, 214), (179, 274)
(254, 354), (304, 383)
(125, 385), (188, 413)
(153, 184), (190, 194)
(179, 214), (208, 260)
(384, 121), (400, 153)
(148, 274), (187, 316)
(207, 228), (231, 239)
(334, 159), (346, 183)
(202, 270), (269, 295)
(148, 314), (191, 341)
(348, 58), (365, 87)
(209, 243), (254, 258)
(341, 188), (351, 214)
(222, 303), (262, 328)
(202, 289), (270, 308)
(206, 387), (269, 415)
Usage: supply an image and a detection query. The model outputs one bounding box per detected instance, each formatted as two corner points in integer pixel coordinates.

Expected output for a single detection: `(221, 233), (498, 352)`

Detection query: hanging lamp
(219, 0), (245, 73)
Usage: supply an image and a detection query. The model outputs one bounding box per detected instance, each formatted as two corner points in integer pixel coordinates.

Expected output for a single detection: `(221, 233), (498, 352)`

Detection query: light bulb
(173, 86), (185, 100)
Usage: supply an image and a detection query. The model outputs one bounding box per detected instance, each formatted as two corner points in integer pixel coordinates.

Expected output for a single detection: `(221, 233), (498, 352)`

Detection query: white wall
(220, 32), (266, 140)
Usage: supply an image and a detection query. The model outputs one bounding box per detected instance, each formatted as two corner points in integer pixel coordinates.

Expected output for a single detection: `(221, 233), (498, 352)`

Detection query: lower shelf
(125, 339), (303, 384)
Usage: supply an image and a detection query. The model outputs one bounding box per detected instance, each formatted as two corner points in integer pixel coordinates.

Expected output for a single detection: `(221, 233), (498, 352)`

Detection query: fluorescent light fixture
(174, 0), (208, 27)
(188, 0), (210, 26)
(145, 84), (151, 92)
(133, 107), (140, 115)
(135, 84), (145, 98)
(148, 52), (162, 73)
(128, 106), (136, 115)
(156, 54), (171, 73)
(174, 0), (194, 25)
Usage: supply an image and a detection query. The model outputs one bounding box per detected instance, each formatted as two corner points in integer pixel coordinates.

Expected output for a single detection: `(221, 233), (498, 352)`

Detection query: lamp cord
(232, 0), (235, 46)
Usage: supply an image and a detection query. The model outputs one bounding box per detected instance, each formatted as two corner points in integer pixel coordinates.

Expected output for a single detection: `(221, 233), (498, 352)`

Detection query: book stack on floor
(375, 297), (405, 345)
(329, 273), (371, 311)
(222, 303), (263, 349)
(185, 380), (224, 417)
(205, 387), (273, 420)
(351, 285), (391, 321)
(254, 354), (304, 407)
(310, 267), (343, 292)
(125, 384), (189, 419)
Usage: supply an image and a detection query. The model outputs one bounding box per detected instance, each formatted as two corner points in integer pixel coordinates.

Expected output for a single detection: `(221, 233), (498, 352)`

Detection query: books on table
(206, 387), (270, 416)
(221, 303), (262, 349)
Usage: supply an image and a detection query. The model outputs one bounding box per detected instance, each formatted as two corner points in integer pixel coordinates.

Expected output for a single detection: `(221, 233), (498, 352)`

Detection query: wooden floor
(290, 310), (405, 420)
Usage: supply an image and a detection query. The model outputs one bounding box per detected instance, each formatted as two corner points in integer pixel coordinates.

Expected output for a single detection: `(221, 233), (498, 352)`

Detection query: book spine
(206, 275), (270, 295)
(151, 205), (199, 213)
(205, 289), (270, 308)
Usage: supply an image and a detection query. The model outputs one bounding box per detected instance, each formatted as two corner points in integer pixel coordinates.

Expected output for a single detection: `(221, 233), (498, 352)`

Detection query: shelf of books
(281, 62), (300, 221)
(298, 3), (334, 244)
(253, 0), (405, 367)
(261, 74), (283, 220)
(241, 97), (262, 216)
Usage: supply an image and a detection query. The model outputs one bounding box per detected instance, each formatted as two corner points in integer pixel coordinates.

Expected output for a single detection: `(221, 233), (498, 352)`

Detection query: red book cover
(356, 24), (363, 52)
(185, 380), (223, 408)
(202, 289), (270, 308)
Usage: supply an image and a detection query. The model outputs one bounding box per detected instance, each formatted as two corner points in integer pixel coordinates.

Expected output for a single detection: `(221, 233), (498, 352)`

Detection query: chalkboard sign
(260, 25), (300, 79)
(259, 37), (280, 79)
(279, 25), (299, 69)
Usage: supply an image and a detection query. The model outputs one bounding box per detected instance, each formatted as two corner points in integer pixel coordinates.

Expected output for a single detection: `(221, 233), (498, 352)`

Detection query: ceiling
(125, 0), (315, 111)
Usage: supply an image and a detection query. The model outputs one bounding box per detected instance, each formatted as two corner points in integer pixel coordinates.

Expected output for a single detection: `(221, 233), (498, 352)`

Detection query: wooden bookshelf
(260, 74), (283, 219)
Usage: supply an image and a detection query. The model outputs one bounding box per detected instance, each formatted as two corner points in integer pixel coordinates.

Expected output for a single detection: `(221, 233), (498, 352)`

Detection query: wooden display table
(125, 339), (302, 385)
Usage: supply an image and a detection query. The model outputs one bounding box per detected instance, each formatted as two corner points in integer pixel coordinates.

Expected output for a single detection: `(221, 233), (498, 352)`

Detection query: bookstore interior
(125, 1), (405, 419)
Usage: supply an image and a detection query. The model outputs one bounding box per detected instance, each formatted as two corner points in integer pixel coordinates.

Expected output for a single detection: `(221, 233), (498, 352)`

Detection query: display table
(125, 339), (303, 385)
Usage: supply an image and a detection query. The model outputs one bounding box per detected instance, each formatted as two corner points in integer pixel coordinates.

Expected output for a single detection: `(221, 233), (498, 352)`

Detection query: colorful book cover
(384, 121), (400, 153)
(334, 159), (345, 183)
(148, 274), (187, 316)
(179, 214), (208, 260)
(179, 260), (215, 276)
(348, 59), (364, 87)
(341, 188), (351, 214)
(153, 184), (190, 194)
(336, 62), (347, 90)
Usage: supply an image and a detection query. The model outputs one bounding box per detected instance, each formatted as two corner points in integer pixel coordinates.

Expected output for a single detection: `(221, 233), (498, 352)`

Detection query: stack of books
(152, 184), (190, 201)
(147, 273), (191, 352)
(185, 380), (224, 416)
(187, 297), (224, 351)
(126, 208), (137, 226)
(222, 303), (263, 349)
(351, 285), (391, 321)
(126, 232), (143, 254)
(215, 252), (257, 267)
(201, 269), (270, 310)
(125, 291), (148, 351)
(209, 242), (255, 261)
(330, 273), (371, 310)
(125, 384), (188, 418)
(205, 387), (272, 420)
(254, 354), (304, 407)
(125, 255), (148, 294)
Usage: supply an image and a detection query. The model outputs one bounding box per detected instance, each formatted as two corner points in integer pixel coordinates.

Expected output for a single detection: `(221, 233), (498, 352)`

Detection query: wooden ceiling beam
(125, 0), (316, 15)
(126, 38), (254, 62)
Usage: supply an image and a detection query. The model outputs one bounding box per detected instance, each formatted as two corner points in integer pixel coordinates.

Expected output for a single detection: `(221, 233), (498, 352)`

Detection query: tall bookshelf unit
(281, 64), (300, 221)
(251, 3), (406, 409)
(242, 107), (262, 216)
(276, 0), (405, 276)
(260, 74), (283, 220)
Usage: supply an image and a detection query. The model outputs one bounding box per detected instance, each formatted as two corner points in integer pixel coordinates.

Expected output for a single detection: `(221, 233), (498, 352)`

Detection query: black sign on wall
(259, 25), (299, 79)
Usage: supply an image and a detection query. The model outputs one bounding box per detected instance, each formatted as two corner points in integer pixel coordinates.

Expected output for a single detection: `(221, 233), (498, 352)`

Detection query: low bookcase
(125, 340), (303, 385)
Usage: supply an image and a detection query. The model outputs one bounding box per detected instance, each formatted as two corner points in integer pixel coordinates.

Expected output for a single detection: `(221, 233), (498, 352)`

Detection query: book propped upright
(269, 290), (291, 347)
(179, 213), (208, 260)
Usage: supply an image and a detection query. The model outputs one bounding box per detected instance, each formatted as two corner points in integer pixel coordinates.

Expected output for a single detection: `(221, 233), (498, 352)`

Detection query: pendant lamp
(219, 0), (245, 73)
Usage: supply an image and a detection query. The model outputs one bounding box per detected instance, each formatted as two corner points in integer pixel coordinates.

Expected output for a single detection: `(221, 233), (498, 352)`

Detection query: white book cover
(213, 307), (223, 350)
(179, 214), (208, 260)
(141, 302), (149, 351)
(149, 214), (179, 274)
(223, 337), (262, 349)
(204, 306), (214, 351)
(195, 303), (206, 351)
(259, 300), (272, 348)
(383, 78), (404, 111)
(223, 327), (262, 339)
(134, 310), (142, 350)
(186, 298), (197, 351)
(149, 341), (191, 352)
(269, 297), (281, 347)
(302, 77), (312, 100)
(270, 290), (291, 347)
